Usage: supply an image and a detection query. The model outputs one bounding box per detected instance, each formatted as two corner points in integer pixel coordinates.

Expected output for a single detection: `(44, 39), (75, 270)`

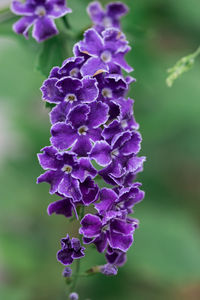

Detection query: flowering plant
(10, 0), (145, 298)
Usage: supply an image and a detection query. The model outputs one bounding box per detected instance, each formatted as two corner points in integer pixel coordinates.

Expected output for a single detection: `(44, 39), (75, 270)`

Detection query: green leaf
(35, 34), (67, 77)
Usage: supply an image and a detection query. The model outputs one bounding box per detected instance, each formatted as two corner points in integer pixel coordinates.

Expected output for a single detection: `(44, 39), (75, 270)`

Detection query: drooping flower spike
(37, 1), (145, 280)
(11, 0), (72, 42)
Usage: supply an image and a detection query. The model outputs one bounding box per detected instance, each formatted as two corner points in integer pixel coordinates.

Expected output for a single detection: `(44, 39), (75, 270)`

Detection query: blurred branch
(166, 46), (200, 87)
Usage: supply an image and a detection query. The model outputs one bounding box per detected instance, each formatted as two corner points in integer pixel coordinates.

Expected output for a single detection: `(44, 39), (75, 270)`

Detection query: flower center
(69, 68), (79, 78)
(78, 125), (88, 135)
(100, 51), (112, 63)
(62, 165), (72, 173)
(65, 94), (77, 103)
(121, 120), (128, 129)
(102, 88), (112, 98)
(35, 6), (46, 17)
(103, 17), (112, 28)
(111, 149), (119, 158)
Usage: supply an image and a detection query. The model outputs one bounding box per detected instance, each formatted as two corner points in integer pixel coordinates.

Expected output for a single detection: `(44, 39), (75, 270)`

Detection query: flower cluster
(37, 1), (145, 274)
(11, 0), (72, 42)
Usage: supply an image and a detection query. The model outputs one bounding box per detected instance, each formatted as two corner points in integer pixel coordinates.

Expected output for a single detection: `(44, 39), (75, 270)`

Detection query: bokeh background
(0, 0), (200, 299)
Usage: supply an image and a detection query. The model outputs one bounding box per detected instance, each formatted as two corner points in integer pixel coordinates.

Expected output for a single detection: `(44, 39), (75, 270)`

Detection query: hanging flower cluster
(11, 0), (72, 42)
(37, 1), (145, 275)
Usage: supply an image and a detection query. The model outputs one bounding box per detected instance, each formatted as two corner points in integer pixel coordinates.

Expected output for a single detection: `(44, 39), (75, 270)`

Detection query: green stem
(70, 258), (81, 293)
(192, 46), (200, 59)
(62, 15), (71, 30)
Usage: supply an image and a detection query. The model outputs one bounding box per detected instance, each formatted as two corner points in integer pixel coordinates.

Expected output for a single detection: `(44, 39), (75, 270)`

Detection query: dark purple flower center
(78, 125), (88, 135)
(62, 165), (72, 173)
(65, 94), (77, 103)
(102, 88), (112, 98)
(35, 6), (46, 17)
(101, 51), (112, 63)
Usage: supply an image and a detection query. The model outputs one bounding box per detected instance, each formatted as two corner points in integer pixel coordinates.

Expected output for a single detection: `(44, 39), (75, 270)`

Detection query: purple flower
(87, 1), (128, 33)
(90, 130), (142, 167)
(37, 146), (97, 201)
(41, 75), (98, 105)
(57, 235), (85, 265)
(78, 28), (133, 76)
(11, 0), (72, 42)
(62, 266), (72, 277)
(50, 102), (109, 156)
(105, 246), (126, 267)
(100, 263), (118, 276)
(80, 210), (137, 253)
(47, 197), (77, 218)
(69, 292), (79, 300)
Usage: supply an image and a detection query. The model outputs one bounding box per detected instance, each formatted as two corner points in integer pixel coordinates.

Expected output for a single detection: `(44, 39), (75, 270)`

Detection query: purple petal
(81, 56), (108, 77)
(87, 102), (109, 128)
(57, 248), (73, 265)
(58, 174), (82, 201)
(13, 16), (35, 39)
(50, 102), (72, 124)
(87, 1), (104, 24)
(50, 122), (76, 150)
(90, 141), (111, 167)
(77, 77), (99, 103)
(113, 48), (133, 73)
(68, 104), (90, 128)
(80, 177), (99, 206)
(46, 0), (72, 18)
(11, 1), (34, 16)
(41, 78), (64, 103)
(37, 146), (62, 170)
(72, 136), (92, 157)
(47, 198), (74, 218)
(110, 219), (134, 235)
(106, 2), (128, 18)
(73, 158), (97, 182)
(95, 188), (118, 213)
(32, 16), (58, 43)
(37, 170), (63, 194)
(79, 28), (104, 56)
(79, 214), (102, 238)
(94, 232), (107, 253)
(108, 231), (133, 252)
(121, 132), (142, 155)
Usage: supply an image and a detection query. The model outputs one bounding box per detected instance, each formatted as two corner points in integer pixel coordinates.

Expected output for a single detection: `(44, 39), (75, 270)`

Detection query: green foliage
(35, 34), (68, 77)
(166, 46), (200, 87)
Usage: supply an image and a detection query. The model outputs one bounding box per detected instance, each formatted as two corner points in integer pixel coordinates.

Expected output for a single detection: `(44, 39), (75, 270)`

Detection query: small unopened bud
(69, 292), (79, 300)
(62, 267), (72, 278)
(100, 264), (118, 276)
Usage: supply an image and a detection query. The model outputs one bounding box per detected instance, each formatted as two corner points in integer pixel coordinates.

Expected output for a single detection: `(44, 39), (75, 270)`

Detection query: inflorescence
(37, 0), (145, 276)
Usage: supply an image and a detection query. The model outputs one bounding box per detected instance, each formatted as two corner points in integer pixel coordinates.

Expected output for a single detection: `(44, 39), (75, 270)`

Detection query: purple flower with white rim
(41, 75), (98, 105)
(37, 146), (97, 200)
(49, 56), (85, 80)
(79, 212), (137, 253)
(100, 263), (118, 276)
(47, 197), (77, 218)
(80, 177), (99, 206)
(95, 73), (129, 101)
(87, 1), (128, 33)
(105, 246), (127, 267)
(11, 0), (72, 42)
(57, 235), (85, 265)
(90, 130), (141, 167)
(99, 155), (146, 187)
(78, 28), (133, 76)
(50, 102), (109, 156)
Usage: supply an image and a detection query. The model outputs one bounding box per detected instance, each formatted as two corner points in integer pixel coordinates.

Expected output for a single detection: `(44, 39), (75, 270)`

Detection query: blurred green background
(0, 0), (200, 299)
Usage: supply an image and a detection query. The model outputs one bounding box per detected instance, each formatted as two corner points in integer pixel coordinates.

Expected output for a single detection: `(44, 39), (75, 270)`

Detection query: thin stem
(192, 46), (200, 59)
(62, 15), (71, 30)
(70, 258), (81, 293)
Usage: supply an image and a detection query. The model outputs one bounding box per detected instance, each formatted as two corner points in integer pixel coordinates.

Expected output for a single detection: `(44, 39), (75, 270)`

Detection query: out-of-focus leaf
(166, 46), (200, 87)
(128, 203), (200, 284)
(35, 34), (67, 77)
